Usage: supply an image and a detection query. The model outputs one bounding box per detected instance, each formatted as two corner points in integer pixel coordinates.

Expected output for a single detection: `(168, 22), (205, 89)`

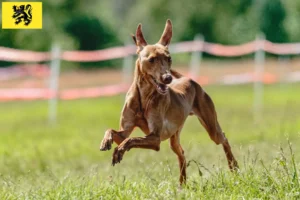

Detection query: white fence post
(253, 33), (265, 123)
(122, 41), (134, 85)
(189, 34), (203, 81)
(278, 56), (290, 85)
(48, 43), (61, 125)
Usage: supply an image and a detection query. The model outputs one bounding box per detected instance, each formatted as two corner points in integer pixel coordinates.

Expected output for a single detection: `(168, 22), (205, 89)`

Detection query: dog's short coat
(100, 19), (238, 185)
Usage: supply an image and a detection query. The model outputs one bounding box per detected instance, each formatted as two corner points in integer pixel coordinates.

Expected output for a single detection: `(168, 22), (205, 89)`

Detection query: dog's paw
(100, 138), (112, 151)
(99, 130), (113, 151)
(229, 159), (239, 172)
(112, 147), (124, 166)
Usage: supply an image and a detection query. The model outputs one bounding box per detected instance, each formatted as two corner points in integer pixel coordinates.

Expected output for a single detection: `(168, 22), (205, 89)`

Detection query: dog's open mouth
(152, 77), (168, 95)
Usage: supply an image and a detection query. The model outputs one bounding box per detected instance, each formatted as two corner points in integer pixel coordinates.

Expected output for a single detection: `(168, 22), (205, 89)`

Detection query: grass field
(0, 84), (300, 199)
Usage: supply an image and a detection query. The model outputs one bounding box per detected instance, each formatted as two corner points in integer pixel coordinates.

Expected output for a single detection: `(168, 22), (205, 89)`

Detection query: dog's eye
(148, 57), (155, 63)
(168, 57), (172, 63)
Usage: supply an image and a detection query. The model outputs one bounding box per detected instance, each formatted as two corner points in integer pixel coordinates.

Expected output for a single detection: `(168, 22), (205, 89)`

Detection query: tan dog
(100, 19), (238, 185)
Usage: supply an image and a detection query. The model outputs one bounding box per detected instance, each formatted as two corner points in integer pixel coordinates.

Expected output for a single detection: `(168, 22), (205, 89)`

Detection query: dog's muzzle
(151, 74), (173, 95)
(152, 77), (168, 95)
(162, 74), (172, 84)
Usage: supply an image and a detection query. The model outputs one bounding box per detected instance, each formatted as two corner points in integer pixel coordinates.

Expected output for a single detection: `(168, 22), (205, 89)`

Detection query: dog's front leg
(112, 114), (163, 165)
(112, 133), (161, 166)
(100, 129), (132, 151)
(100, 103), (136, 151)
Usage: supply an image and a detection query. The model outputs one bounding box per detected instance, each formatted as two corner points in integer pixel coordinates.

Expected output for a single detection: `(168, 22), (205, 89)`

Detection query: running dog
(100, 19), (238, 185)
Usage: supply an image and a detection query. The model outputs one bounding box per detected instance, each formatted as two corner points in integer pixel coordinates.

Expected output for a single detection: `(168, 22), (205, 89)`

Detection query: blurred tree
(180, 0), (257, 44)
(282, 0), (300, 42)
(64, 16), (119, 50)
(259, 0), (288, 43)
(64, 15), (120, 68)
(0, 30), (17, 67)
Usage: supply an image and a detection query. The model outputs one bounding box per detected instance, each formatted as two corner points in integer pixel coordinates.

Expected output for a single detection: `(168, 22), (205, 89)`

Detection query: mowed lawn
(0, 84), (300, 199)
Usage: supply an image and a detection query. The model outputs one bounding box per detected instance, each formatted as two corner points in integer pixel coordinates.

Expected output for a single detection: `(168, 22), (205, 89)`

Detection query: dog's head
(133, 20), (173, 95)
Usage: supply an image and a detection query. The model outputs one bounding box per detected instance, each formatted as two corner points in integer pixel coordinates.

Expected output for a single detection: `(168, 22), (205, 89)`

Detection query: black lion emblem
(12, 4), (32, 26)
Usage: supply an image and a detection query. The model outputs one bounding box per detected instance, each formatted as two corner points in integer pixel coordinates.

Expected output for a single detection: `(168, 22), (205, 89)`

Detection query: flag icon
(2, 2), (42, 29)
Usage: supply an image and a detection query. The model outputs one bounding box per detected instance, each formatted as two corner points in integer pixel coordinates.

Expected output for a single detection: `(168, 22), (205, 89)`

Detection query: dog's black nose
(162, 74), (173, 84)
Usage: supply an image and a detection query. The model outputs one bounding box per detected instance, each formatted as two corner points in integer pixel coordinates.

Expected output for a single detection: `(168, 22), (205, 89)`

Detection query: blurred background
(1, 0), (300, 198)
(2, 0), (300, 51)
(0, 0), (300, 95)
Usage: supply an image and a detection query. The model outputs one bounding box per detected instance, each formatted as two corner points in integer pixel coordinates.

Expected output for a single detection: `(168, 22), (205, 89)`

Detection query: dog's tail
(170, 69), (183, 78)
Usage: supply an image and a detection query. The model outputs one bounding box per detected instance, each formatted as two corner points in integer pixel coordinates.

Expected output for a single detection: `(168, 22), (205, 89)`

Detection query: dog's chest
(160, 119), (178, 141)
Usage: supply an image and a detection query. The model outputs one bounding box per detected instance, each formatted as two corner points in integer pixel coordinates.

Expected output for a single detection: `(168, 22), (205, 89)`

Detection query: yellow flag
(2, 2), (42, 29)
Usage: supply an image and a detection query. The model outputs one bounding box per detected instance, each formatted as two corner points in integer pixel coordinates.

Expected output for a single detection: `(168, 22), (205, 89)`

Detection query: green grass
(0, 83), (300, 199)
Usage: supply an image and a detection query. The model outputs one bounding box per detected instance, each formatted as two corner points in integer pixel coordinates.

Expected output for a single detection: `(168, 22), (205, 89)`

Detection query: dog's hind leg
(192, 83), (238, 170)
(170, 132), (186, 185)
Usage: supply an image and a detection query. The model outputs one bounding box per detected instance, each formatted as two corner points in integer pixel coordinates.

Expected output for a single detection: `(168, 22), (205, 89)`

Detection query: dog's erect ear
(158, 19), (172, 46)
(131, 34), (137, 46)
(133, 24), (147, 50)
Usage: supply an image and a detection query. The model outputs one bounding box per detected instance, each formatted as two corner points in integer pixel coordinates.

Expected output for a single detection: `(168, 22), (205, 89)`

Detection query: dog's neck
(133, 60), (158, 112)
